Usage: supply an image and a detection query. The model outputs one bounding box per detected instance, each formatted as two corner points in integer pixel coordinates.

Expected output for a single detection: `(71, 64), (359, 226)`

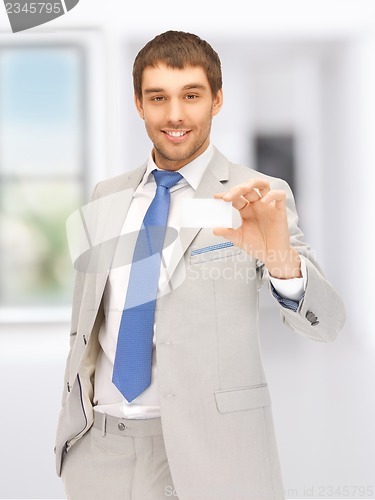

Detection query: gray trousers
(61, 412), (178, 500)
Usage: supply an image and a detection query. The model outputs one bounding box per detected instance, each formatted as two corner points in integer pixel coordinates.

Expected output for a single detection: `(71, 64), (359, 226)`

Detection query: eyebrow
(143, 83), (208, 94)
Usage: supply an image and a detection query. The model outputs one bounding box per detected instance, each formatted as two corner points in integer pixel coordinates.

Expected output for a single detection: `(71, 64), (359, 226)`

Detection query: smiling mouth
(164, 130), (190, 137)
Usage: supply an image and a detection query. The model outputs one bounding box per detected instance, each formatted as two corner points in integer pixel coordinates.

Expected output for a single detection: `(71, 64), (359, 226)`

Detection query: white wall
(0, 1), (374, 498)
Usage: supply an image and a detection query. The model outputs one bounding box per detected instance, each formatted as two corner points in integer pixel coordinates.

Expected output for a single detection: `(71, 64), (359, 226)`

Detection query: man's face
(134, 63), (223, 171)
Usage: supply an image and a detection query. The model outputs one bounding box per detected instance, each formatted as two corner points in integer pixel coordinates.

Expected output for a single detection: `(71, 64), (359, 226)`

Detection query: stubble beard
(146, 120), (213, 168)
(154, 139), (205, 165)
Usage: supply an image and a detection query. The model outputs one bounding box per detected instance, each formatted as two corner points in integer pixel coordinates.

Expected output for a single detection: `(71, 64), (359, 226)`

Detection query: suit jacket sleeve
(262, 177), (346, 342)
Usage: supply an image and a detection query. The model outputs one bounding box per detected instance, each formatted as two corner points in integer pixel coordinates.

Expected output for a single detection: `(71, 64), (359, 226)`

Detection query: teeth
(167, 131), (186, 137)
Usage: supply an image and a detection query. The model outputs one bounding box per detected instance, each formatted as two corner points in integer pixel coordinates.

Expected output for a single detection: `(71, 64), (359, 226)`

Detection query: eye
(151, 96), (165, 102)
(185, 94), (198, 100)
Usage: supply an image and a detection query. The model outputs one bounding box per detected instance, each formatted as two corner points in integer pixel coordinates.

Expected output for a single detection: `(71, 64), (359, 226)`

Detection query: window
(0, 45), (85, 314)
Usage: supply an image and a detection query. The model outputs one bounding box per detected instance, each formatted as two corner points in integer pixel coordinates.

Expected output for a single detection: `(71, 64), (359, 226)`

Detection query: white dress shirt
(93, 144), (305, 419)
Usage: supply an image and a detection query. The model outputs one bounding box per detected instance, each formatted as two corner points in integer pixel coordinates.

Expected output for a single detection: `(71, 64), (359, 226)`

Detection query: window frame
(0, 29), (106, 324)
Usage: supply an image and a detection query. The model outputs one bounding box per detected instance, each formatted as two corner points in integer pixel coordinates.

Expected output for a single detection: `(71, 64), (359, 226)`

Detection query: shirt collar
(141, 143), (214, 191)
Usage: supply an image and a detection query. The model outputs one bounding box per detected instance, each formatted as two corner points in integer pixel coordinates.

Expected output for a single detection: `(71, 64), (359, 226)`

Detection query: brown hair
(133, 30), (222, 99)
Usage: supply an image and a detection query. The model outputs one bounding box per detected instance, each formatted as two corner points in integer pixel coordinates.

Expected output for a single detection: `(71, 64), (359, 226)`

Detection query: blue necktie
(112, 169), (183, 402)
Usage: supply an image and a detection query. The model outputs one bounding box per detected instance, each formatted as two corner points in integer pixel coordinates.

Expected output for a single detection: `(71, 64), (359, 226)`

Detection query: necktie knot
(152, 169), (183, 190)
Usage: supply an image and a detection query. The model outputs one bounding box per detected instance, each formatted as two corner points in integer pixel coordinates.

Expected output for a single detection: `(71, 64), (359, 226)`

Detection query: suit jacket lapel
(167, 147), (230, 279)
(78, 164), (147, 335)
(93, 163), (147, 282)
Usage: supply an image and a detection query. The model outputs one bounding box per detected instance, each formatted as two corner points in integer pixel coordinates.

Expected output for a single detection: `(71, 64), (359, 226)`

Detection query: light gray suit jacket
(55, 147), (346, 500)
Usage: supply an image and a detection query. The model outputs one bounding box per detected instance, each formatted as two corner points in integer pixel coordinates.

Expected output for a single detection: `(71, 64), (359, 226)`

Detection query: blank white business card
(179, 198), (233, 228)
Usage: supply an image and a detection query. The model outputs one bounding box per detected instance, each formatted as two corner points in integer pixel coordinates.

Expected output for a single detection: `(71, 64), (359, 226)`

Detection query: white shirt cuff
(269, 258), (307, 301)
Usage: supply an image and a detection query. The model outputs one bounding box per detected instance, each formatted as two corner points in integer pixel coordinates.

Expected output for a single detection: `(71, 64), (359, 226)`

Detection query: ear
(212, 88), (223, 117)
(134, 94), (144, 120)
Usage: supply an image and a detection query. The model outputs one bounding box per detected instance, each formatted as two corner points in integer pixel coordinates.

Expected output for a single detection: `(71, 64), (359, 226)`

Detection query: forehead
(141, 63), (210, 93)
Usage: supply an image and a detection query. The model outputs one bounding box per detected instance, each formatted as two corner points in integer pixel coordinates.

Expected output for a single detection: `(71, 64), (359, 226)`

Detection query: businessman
(55, 30), (346, 500)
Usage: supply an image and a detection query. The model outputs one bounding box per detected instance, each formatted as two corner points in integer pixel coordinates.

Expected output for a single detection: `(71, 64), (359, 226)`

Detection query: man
(55, 31), (346, 500)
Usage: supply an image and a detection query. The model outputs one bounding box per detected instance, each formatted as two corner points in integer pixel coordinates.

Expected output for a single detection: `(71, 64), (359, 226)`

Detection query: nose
(166, 98), (184, 124)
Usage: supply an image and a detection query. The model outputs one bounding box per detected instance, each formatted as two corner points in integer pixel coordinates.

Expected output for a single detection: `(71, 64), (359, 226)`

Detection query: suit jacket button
(306, 310), (318, 324)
